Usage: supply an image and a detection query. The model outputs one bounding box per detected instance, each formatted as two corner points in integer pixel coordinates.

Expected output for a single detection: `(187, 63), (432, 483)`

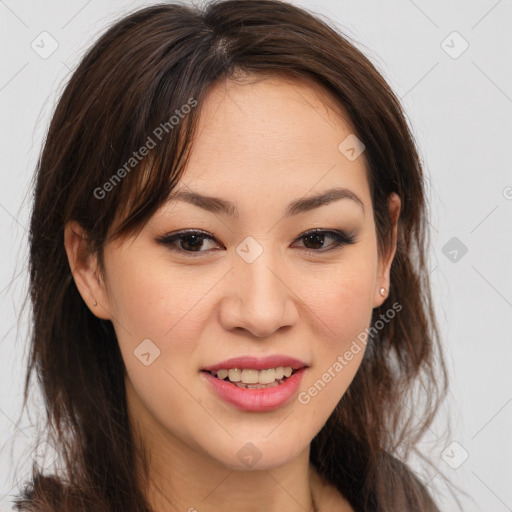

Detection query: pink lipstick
(201, 355), (308, 412)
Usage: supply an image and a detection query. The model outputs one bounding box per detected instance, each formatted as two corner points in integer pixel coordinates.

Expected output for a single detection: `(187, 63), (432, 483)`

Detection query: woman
(15, 1), (448, 510)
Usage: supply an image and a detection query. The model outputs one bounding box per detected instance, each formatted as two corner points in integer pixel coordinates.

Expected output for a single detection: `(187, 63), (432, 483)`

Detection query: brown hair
(15, 1), (448, 510)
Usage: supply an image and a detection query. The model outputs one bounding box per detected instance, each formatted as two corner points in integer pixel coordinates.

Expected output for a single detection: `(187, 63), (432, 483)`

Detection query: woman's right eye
(156, 230), (223, 256)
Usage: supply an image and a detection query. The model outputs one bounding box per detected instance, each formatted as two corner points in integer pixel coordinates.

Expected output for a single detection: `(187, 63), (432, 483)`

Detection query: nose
(219, 249), (300, 338)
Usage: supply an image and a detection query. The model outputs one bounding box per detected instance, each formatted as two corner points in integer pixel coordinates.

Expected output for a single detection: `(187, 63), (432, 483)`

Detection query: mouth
(202, 366), (301, 389)
(200, 355), (309, 411)
(200, 367), (307, 412)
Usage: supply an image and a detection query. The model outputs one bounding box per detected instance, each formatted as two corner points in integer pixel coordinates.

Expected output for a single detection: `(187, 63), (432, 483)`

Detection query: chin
(203, 435), (308, 471)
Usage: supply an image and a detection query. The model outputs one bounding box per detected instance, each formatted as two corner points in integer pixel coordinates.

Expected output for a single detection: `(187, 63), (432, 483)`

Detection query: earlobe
(373, 192), (401, 308)
(63, 220), (111, 320)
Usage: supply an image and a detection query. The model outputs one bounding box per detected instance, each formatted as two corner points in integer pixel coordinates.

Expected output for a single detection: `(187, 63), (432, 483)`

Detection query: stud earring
(93, 300), (97, 306)
(379, 287), (386, 297)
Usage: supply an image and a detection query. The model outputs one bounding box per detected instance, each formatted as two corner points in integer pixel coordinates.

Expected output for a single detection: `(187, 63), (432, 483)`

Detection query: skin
(65, 74), (400, 512)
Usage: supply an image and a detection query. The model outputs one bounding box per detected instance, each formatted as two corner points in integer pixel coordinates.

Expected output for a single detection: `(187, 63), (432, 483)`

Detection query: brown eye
(293, 229), (356, 253)
(178, 233), (209, 251)
(156, 230), (222, 255)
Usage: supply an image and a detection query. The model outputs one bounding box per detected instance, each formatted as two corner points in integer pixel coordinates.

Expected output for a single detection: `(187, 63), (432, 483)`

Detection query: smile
(200, 368), (307, 411)
(208, 366), (296, 388)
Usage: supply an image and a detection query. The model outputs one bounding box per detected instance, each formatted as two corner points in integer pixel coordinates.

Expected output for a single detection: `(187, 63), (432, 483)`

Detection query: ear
(373, 192), (401, 308)
(64, 220), (111, 320)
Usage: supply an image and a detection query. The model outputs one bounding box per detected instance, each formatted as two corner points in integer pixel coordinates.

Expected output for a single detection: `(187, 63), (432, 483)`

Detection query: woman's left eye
(293, 229), (356, 253)
(156, 228), (356, 256)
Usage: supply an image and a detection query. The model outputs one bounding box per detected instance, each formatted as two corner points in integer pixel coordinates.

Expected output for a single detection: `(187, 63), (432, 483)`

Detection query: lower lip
(201, 368), (307, 412)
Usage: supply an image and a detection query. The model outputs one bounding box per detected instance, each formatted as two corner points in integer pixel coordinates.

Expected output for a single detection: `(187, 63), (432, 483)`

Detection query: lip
(200, 367), (307, 412)
(201, 355), (308, 372)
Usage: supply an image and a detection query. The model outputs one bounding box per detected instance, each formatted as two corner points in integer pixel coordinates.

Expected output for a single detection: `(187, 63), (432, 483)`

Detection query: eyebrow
(165, 186), (365, 219)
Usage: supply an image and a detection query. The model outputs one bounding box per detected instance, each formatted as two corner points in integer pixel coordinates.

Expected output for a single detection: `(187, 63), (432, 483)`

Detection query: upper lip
(202, 355), (309, 372)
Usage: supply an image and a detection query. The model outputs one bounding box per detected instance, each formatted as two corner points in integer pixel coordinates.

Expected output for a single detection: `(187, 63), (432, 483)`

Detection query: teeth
(258, 369), (276, 384)
(217, 369), (228, 380)
(228, 368), (241, 382)
(213, 366), (295, 384)
(241, 369), (259, 384)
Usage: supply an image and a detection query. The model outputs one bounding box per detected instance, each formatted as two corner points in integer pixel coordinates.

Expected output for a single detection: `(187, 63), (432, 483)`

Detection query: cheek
(302, 271), (373, 374)
(105, 253), (226, 397)
(311, 276), (373, 335)
(299, 252), (377, 348)
(106, 257), (214, 449)
(105, 252), (209, 343)
(295, 248), (377, 413)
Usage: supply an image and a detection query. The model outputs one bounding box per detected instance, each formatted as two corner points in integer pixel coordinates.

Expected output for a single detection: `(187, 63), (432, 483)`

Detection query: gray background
(1, 1), (511, 510)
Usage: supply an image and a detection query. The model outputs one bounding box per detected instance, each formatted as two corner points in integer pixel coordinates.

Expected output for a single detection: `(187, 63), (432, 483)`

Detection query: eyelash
(156, 228), (356, 257)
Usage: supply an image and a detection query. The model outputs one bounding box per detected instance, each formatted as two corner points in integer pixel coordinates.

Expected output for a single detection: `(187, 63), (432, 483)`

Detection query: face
(66, 74), (399, 473)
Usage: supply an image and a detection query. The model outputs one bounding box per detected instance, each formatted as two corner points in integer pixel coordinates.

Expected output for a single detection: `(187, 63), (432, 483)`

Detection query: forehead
(176, 73), (370, 209)
(193, 72), (355, 156)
